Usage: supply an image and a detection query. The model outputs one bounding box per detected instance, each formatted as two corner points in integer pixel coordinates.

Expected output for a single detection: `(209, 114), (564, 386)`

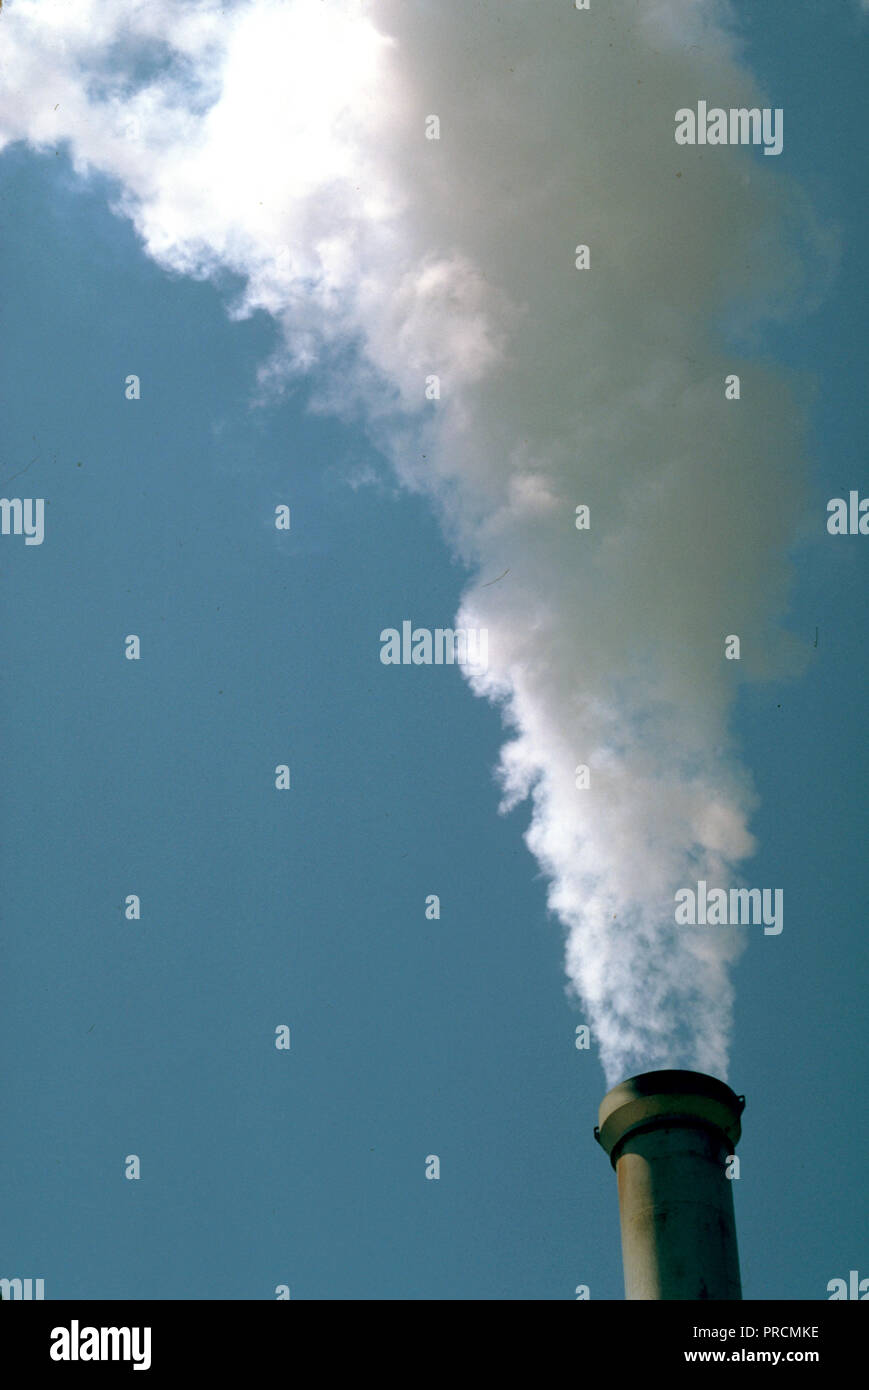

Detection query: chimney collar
(595, 1068), (744, 1167)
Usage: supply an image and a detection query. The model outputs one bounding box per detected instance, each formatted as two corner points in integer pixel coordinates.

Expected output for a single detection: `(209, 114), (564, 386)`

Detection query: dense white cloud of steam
(0, 0), (826, 1082)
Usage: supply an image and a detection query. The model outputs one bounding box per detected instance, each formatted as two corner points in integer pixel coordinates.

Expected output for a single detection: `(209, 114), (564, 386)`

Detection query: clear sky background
(0, 0), (866, 1299)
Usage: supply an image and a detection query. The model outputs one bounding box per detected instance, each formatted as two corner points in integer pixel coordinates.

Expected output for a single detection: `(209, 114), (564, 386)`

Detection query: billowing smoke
(0, 0), (827, 1082)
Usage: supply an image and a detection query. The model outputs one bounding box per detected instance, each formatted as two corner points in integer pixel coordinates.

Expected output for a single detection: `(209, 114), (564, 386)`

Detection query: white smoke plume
(0, 0), (828, 1082)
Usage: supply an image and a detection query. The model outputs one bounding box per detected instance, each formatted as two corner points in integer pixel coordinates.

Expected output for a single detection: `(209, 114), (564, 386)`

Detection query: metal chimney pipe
(595, 1069), (745, 1300)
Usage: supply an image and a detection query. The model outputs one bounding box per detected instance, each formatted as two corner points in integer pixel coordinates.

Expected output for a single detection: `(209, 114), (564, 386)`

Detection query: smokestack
(595, 1069), (745, 1300)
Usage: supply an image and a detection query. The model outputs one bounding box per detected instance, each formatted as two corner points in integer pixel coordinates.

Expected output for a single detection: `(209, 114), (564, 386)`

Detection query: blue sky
(0, 0), (866, 1299)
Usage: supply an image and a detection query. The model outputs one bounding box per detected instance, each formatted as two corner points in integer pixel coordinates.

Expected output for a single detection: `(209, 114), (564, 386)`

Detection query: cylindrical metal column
(596, 1069), (744, 1300)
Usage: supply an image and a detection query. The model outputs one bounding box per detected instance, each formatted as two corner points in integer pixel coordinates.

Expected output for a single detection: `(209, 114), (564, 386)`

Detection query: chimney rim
(596, 1068), (744, 1166)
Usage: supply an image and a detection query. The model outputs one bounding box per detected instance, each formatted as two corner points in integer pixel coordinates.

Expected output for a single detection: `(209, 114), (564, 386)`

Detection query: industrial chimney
(595, 1069), (744, 1300)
